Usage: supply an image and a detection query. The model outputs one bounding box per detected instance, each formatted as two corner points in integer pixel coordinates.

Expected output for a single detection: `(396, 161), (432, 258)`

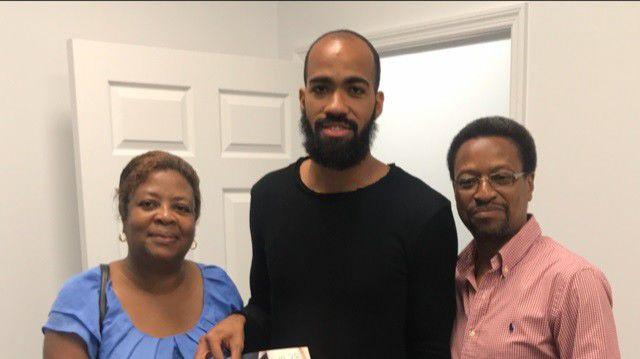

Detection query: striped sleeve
(554, 268), (620, 359)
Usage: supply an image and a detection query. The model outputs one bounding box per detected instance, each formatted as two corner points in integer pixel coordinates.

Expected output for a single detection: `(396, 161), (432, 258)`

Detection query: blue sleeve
(42, 267), (101, 359)
(200, 264), (244, 324)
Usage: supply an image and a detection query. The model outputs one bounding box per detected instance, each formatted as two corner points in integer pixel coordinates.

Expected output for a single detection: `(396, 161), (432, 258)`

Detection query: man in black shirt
(197, 29), (457, 359)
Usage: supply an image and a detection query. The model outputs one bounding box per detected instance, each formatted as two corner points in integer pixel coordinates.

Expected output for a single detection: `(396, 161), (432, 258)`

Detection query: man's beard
(300, 112), (377, 170)
(465, 210), (513, 242)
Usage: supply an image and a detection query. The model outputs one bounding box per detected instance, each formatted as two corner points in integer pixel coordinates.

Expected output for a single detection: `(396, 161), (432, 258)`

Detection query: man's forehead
(309, 33), (371, 56)
(315, 36), (346, 55)
(455, 137), (523, 168)
(306, 35), (375, 79)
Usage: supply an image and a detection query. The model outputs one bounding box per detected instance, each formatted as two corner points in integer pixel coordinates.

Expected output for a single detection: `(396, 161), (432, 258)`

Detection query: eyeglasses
(454, 171), (527, 191)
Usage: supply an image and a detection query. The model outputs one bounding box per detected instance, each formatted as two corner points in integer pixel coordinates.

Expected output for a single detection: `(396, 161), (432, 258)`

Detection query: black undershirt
(243, 158), (458, 358)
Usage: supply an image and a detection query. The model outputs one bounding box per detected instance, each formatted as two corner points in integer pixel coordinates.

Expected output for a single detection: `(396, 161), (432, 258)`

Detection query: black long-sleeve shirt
(243, 158), (458, 358)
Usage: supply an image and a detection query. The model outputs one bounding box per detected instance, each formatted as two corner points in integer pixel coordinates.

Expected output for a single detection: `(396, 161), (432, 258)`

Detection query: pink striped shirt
(451, 216), (620, 358)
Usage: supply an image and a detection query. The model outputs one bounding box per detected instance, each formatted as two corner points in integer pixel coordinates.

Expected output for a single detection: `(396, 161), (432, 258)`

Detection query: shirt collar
(497, 215), (542, 277)
(456, 215), (543, 280)
(456, 240), (476, 282)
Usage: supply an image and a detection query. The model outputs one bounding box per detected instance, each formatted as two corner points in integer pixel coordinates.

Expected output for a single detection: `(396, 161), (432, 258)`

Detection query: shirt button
(469, 330), (476, 337)
(504, 266), (510, 273)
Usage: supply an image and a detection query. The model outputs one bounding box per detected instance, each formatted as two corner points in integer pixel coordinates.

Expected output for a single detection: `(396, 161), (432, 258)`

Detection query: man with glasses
(448, 116), (620, 358)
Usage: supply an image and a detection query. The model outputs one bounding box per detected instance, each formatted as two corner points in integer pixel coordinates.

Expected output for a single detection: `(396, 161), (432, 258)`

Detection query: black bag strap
(99, 264), (110, 333)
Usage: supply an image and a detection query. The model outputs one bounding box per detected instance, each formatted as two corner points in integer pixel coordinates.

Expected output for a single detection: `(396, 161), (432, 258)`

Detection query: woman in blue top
(43, 150), (243, 358)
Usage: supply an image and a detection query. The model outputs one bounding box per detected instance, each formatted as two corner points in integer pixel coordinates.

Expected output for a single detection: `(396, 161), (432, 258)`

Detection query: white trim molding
(294, 3), (528, 123)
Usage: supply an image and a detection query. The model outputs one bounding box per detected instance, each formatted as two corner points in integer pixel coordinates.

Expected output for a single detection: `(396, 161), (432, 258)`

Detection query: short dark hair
(447, 116), (537, 180)
(117, 150), (201, 221)
(303, 29), (381, 91)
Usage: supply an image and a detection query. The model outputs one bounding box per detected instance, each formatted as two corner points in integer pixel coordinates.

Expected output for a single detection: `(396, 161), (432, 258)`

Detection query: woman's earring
(190, 240), (198, 250)
(118, 232), (127, 242)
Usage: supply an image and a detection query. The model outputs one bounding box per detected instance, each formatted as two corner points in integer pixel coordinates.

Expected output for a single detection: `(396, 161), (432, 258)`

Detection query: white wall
(277, 1), (640, 357)
(0, 2), (279, 357)
(277, 1), (512, 59)
(526, 3), (640, 354)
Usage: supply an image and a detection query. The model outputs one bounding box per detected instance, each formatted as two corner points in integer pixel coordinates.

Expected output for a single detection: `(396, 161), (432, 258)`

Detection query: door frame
(294, 3), (528, 124)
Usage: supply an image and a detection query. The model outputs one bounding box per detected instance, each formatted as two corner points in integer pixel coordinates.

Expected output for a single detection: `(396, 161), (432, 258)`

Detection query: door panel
(68, 39), (303, 301)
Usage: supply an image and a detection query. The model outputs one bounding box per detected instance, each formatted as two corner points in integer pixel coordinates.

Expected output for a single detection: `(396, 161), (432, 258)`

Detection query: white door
(68, 39), (303, 301)
(372, 38), (511, 251)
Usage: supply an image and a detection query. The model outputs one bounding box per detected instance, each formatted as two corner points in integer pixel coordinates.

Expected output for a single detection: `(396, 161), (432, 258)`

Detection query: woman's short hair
(117, 150), (201, 220)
